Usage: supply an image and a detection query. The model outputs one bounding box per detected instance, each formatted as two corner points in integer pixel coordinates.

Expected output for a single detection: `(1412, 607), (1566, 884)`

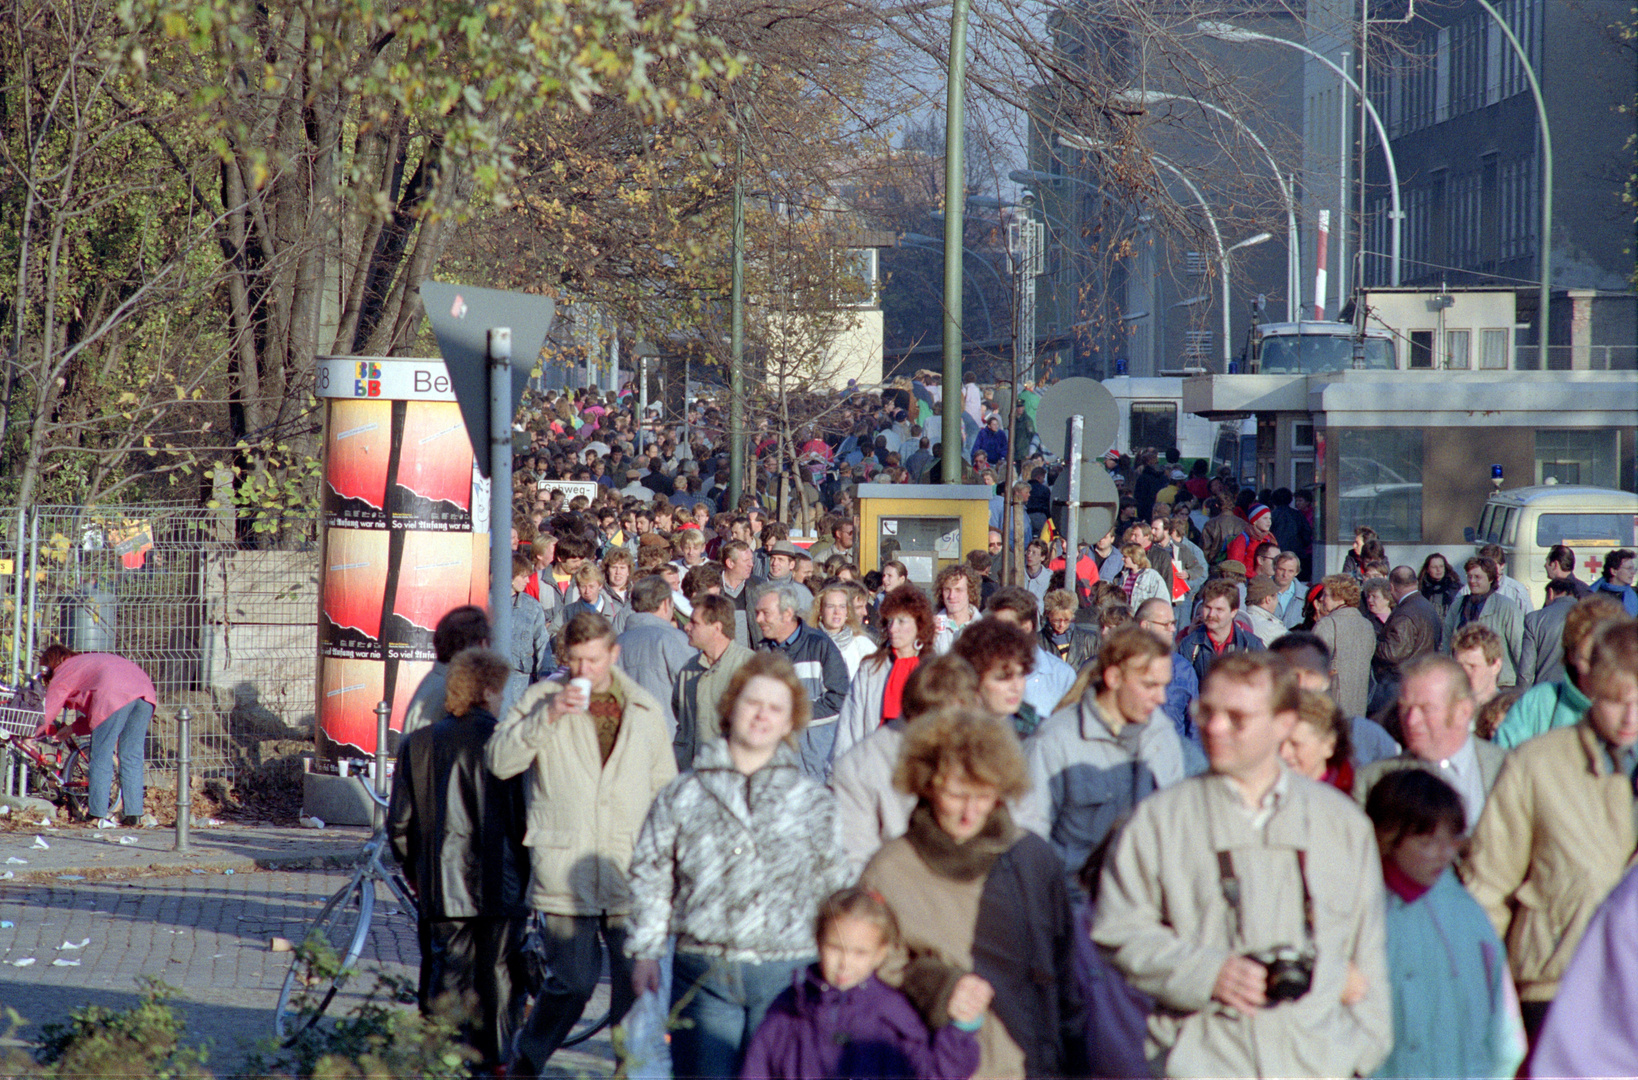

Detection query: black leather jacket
(388, 708), (530, 919)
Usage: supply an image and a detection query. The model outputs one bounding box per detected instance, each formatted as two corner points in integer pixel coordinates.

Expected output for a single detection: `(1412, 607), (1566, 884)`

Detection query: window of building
(1480, 328), (1509, 368)
(1183, 330), (1212, 361)
(1536, 430), (1618, 488)
(834, 248), (879, 308)
(1409, 330), (1434, 368)
(1130, 402), (1178, 453)
(1337, 428), (1423, 543)
(1446, 329), (1471, 369)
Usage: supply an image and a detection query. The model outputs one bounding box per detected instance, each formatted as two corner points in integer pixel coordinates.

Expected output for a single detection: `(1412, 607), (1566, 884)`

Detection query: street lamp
(1108, 88), (1300, 320)
(1061, 135), (1237, 369)
(941, 0), (971, 483)
(1196, 21), (1404, 288)
(1222, 232), (1272, 369)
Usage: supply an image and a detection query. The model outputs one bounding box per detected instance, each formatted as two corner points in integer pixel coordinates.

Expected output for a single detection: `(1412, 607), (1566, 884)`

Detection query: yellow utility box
(855, 484), (995, 587)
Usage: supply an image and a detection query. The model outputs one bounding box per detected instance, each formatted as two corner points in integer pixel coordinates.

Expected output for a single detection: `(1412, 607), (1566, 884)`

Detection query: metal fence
(3, 504), (321, 792)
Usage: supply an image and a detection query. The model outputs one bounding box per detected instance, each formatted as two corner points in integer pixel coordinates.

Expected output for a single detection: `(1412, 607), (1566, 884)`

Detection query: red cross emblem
(1585, 554), (1605, 576)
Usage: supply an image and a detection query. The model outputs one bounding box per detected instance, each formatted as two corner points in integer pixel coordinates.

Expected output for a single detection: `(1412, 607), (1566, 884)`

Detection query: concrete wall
(826, 308), (885, 389)
(202, 549), (319, 738)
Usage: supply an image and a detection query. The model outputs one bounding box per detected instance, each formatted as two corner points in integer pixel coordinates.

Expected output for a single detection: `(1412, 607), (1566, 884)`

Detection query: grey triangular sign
(420, 281), (556, 477)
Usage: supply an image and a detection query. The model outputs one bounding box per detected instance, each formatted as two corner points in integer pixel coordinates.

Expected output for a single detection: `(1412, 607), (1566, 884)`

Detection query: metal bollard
(373, 700), (390, 828)
(174, 707), (192, 852)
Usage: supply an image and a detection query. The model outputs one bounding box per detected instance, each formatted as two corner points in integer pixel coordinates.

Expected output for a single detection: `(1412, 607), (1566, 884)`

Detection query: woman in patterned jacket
(627, 652), (851, 1078)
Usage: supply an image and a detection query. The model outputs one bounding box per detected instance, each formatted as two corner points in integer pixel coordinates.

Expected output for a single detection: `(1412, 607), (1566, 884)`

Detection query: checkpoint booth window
(855, 484), (994, 588)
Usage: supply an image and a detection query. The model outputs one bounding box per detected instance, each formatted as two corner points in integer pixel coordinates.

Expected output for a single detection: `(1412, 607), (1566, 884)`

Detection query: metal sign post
(1063, 415), (1083, 602)
(489, 329), (513, 660)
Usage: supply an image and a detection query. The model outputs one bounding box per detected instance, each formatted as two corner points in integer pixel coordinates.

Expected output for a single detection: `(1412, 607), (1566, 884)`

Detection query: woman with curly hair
(1116, 544), (1168, 611)
(860, 709), (1085, 1078)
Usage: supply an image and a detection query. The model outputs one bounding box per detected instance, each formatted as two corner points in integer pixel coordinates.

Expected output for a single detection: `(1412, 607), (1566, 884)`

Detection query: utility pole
(940, 0), (970, 484)
(729, 134), (747, 503)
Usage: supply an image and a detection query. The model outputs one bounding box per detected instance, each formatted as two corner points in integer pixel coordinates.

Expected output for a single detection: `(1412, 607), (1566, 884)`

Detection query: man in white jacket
(486, 612), (676, 1077)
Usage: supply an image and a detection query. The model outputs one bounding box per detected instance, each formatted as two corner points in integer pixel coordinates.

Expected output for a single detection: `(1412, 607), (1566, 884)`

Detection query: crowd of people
(382, 377), (1638, 1079)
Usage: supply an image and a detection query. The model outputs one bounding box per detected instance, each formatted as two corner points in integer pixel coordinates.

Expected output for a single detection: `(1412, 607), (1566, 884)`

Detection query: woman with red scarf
(1278, 689), (1355, 792)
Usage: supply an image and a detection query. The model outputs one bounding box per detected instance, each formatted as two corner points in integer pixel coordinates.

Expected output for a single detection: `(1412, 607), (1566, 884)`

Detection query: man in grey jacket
(1016, 626), (1185, 880)
(1520, 577), (1576, 686)
(615, 574), (697, 736)
(671, 594), (754, 770)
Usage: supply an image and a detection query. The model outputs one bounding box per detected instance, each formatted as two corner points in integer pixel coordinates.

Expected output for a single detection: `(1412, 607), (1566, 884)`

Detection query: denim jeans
(89, 698), (152, 819)
(798, 722), (837, 784)
(669, 951), (809, 1080)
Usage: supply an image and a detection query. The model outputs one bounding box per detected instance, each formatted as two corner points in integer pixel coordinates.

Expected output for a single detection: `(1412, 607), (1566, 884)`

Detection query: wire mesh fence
(3, 504), (321, 795)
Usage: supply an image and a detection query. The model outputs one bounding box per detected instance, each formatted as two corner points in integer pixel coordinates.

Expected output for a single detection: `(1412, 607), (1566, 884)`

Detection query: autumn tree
(0, 0), (738, 509)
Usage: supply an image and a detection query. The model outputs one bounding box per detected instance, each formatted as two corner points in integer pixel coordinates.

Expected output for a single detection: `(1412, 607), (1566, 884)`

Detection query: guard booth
(855, 484), (994, 587)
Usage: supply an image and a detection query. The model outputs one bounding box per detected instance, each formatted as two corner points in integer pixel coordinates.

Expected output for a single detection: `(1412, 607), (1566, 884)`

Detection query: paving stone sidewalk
(0, 818), (370, 882)
(0, 832), (618, 1077)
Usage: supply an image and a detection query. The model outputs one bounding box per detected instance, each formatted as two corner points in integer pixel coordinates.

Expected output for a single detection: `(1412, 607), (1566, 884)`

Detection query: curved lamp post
(1060, 135), (1262, 372)
(1109, 88), (1299, 320)
(1197, 21), (1404, 289)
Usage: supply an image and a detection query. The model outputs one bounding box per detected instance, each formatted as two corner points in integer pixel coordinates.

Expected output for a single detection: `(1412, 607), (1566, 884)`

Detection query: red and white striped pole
(1313, 210), (1330, 321)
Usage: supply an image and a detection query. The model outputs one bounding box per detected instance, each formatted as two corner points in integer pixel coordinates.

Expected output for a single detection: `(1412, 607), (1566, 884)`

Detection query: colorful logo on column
(353, 361), (382, 398)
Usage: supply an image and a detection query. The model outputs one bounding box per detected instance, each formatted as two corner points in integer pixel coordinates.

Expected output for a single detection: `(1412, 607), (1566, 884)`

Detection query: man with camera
(1093, 652), (1391, 1078)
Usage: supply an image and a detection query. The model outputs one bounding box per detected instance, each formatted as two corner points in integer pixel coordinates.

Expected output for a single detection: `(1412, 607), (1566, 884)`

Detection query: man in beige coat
(1094, 652), (1392, 1078)
(487, 611), (677, 1077)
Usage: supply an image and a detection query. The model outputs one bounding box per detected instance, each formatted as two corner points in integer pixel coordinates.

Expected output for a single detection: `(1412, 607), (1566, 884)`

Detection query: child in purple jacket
(741, 887), (984, 1080)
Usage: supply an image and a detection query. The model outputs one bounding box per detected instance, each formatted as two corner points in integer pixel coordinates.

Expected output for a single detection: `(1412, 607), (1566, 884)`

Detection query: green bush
(31, 978), (210, 1079)
(14, 973), (475, 1080)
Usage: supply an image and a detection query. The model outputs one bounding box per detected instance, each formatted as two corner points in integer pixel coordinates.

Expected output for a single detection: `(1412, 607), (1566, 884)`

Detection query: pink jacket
(36, 653), (157, 737)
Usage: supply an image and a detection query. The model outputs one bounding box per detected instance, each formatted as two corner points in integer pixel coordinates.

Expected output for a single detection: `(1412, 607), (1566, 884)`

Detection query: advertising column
(314, 356), (489, 761)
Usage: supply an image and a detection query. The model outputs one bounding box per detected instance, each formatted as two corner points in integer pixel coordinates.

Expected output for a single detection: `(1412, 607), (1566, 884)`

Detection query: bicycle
(272, 785), (611, 1053)
(273, 785), (417, 1045)
(0, 702), (122, 822)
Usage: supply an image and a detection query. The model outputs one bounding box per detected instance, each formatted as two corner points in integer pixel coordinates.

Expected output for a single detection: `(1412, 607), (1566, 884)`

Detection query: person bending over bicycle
(34, 642), (157, 828)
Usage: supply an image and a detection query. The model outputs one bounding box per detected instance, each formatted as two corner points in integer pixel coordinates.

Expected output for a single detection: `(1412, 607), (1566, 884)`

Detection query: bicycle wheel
(61, 746), (122, 822)
(274, 877), (375, 1045)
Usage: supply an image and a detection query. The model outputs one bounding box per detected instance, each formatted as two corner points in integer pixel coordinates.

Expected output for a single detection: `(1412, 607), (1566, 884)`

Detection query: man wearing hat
(764, 540), (814, 608)
(619, 467), (652, 503)
(1224, 503), (1276, 571)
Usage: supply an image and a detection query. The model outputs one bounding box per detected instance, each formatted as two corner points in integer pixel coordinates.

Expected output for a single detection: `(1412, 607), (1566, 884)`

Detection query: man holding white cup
(487, 611), (677, 1076)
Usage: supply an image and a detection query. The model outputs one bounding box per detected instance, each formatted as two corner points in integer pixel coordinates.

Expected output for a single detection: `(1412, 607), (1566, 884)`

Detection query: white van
(1100, 376), (1252, 473)
(1471, 485), (1638, 597)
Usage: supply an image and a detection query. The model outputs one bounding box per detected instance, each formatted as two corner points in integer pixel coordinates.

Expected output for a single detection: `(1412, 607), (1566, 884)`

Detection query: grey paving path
(0, 819), (371, 880)
(0, 870), (616, 1078)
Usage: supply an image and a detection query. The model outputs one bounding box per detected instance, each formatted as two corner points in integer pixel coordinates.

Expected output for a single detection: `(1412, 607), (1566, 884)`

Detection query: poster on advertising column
(315, 356), (488, 759)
